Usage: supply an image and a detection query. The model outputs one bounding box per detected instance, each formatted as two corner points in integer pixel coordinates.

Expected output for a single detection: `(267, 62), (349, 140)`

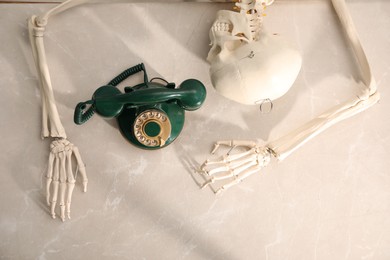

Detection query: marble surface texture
(1, 1), (389, 259)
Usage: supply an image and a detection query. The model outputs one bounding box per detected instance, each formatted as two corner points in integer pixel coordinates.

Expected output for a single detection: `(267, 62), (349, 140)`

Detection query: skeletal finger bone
(203, 158), (255, 177)
(211, 140), (258, 154)
(201, 159), (257, 189)
(29, 16), (67, 139)
(199, 140), (271, 192)
(58, 152), (67, 222)
(72, 146), (88, 193)
(215, 164), (264, 194)
(201, 150), (258, 174)
(50, 153), (60, 219)
(46, 152), (55, 206)
(65, 149), (75, 220)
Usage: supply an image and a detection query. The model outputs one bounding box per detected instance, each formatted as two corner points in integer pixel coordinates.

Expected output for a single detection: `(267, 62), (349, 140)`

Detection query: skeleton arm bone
(268, 0), (379, 160)
(33, 0), (240, 28)
(28, 18), (88, 220)
(268, 91), (379, 161)
(28, 18), (66, 139)
(28, 0), (92, 221)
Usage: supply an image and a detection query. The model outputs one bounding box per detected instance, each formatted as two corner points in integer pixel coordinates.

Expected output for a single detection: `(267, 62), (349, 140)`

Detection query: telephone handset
(74, 63), (206, 149)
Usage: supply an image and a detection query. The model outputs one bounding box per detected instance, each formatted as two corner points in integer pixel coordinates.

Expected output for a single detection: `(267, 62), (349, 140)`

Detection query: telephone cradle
(74, 63), (207, 149)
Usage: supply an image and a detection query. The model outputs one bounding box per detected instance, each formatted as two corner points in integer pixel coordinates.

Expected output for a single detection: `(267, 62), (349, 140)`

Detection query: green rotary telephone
(74, 63), (207, 149)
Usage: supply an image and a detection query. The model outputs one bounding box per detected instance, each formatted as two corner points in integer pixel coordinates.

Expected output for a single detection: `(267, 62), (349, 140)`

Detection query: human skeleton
(199, 0), (380, 193)
(28, 0), (379, 220)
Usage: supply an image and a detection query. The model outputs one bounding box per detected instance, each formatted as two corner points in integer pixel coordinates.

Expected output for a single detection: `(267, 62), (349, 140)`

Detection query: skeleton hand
(198, 140), (272, 194)
(46, 139), (88, 221)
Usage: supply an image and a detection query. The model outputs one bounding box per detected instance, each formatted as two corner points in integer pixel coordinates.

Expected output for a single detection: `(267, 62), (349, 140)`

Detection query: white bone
(44, 139), (87, 221)
(211, 140), (258, 154)
(202, 151), (257, 173)
(28, 18), (67, 139)
(50, 154), (60, 219)
(66, 183), (75, 220)
(202, 150), (251, 167)
(72, 146), (88, 193)
(207, 0), (302, 105)
(215, 164), (263, 194)
(65, 149), (76, 220)
(199, 140), (271, 192)
(58, 152), (67, 222)
(46, 152), (55, 206)
(28, 6), (90, 221)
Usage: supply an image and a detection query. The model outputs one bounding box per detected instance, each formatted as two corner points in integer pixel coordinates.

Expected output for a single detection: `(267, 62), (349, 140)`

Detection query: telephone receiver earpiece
(74, 63), (207, 149)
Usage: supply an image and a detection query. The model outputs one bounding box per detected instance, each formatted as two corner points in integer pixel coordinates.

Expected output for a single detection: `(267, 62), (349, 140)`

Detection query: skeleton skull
(207, 0), (302, 105)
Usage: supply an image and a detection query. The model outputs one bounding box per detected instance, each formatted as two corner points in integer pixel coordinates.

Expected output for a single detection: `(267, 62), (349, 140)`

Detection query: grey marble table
(1, 1), (389, 259)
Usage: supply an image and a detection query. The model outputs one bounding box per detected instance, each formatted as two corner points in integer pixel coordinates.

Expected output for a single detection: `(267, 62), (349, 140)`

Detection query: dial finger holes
(133, 110), (172, 148)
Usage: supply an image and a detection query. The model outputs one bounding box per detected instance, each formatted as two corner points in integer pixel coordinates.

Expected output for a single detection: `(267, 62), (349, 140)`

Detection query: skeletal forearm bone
(28, 17), (67, 139)
(33, 0), (239, 28)
(268, 92), (380, 161)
